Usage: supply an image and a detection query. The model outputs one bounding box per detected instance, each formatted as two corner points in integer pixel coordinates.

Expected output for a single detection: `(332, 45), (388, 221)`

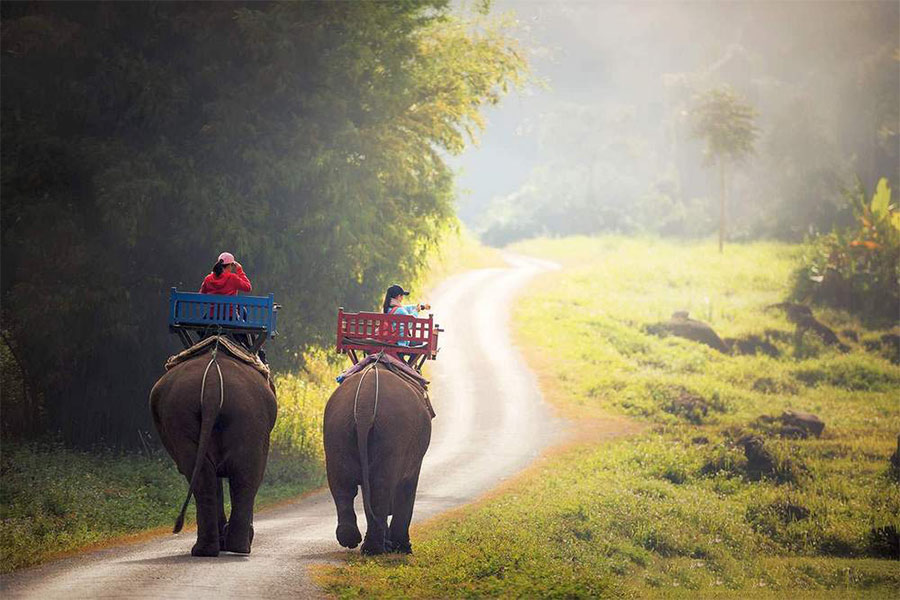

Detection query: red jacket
(199, 266), (252, 296)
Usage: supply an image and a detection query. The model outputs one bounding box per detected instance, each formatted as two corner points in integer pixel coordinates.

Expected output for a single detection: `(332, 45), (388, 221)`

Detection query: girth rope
(353, 353), (382, 425)
(201, 335), (225, 411)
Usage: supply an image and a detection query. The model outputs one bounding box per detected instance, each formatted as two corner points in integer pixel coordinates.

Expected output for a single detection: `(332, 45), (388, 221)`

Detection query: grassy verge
(0, 355), (336, 574)
(318, 236), (900, 598)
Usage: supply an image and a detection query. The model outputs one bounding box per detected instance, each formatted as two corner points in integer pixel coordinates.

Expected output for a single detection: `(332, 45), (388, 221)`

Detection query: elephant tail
(355, 366), (379, 528)
(173, 356), (224, 534)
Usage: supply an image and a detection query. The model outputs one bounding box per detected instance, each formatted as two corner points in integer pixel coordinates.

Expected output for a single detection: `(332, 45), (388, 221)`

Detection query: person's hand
(233, 261), (242, 270)
(418, 303), (431, 311)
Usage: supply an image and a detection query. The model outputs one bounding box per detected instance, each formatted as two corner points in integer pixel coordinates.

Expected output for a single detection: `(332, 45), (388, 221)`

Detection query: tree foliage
(689, 87), (758, 167)
(0, 1), (526, 446)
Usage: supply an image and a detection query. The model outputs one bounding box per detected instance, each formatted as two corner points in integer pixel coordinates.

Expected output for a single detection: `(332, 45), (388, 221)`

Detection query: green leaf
(870, 177), (891, 219)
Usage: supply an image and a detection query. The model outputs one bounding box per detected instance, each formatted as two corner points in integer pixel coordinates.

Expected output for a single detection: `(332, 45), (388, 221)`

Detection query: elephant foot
(336, 523), (362, 549)
(191, 540), (220, 557)
(387, 540), (412, 554)
(360, 536), (386, 556)
(224, 523), (254, 554)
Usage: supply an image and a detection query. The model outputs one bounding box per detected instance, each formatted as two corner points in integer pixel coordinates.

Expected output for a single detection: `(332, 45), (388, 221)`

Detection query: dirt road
(2, 254), (562, 599)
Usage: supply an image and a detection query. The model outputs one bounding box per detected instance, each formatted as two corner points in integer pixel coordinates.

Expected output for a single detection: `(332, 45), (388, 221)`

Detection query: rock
(646, 311), (728, 353)
(780, 410), (825, 438)
(738, 434), (776, 480)
(778, 425), (808, 439)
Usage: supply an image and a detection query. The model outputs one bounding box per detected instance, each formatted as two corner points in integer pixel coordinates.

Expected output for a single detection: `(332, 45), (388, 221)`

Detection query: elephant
(324, 364), (432, 555)
(149, 348), (277, 557)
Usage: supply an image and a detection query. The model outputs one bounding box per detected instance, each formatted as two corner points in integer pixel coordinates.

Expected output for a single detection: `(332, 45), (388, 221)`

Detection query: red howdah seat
(336, 308), (441, 371)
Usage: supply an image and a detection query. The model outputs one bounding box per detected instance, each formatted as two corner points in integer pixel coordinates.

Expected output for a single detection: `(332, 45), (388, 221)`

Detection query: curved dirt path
(2, 254), (563, 599)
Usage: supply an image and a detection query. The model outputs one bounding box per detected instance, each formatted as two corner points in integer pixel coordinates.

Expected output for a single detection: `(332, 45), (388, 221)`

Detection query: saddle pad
(165, 336), (270, 381)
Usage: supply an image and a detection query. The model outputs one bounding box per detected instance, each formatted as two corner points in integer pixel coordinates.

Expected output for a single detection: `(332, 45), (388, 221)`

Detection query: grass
(0, 356), (335, 573)
(318, 236), (900, 598)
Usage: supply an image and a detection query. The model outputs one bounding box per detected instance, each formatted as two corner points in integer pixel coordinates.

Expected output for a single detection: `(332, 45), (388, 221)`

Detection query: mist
(454, 0), (899, 245)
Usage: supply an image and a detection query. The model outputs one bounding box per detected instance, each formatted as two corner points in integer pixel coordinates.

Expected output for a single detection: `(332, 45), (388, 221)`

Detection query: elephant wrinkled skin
(324, 365), (432, 555)
(150, 352), (277, 557)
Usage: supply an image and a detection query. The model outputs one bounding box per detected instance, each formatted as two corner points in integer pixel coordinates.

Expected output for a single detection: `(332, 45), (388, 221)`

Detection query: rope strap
(200, 334), (224, 411)
(353, 354), (381, 425)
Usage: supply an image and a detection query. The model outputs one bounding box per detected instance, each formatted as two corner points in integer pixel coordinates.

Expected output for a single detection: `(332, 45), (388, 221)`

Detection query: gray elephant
(323, 364), (432, 555)
(150, 348), (276, 556)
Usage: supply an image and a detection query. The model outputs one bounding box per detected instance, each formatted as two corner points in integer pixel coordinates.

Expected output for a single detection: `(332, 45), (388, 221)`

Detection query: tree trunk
(718, 159), (726, 254)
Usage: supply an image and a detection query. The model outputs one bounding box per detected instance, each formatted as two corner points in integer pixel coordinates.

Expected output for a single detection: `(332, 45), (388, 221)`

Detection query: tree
(0, 1), (527, 446)
(689, 87), (758, 252)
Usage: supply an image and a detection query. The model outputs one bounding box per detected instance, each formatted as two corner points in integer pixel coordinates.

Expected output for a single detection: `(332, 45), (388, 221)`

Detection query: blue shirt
(390, 304), (419, 346)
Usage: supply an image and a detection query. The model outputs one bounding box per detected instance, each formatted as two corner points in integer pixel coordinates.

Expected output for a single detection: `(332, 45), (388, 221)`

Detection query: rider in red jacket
(200, 252), (252, 295)
(198, 251), (266, 364)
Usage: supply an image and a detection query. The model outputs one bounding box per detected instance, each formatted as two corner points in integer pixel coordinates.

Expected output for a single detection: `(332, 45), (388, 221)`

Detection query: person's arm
(232, 264), (252, 293)
(404, 303), (431, 314)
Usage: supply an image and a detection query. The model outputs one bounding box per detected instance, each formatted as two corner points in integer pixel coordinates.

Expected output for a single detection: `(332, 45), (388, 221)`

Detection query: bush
(792, 178), (900, 322)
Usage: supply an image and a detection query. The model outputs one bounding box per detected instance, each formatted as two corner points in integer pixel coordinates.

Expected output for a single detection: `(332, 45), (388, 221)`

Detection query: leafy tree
(689, 86), (758, 253)
(0, 1), (526, 446)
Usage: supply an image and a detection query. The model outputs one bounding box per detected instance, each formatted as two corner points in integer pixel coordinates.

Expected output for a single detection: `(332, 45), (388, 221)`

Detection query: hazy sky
(451, 0), (899, 231)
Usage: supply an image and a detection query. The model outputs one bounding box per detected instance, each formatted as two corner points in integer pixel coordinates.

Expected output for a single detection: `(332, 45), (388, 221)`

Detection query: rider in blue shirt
(382, 284), (430, 347)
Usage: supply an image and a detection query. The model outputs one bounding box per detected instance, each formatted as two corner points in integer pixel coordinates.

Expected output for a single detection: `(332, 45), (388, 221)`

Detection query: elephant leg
(327, 466), (362, 549)
(190, 456), (221, 557)
(388, 468), (422, 554)
(217, 478), (228, 550)
(360, 471), (393, 556)
(224, 449), (265, 554)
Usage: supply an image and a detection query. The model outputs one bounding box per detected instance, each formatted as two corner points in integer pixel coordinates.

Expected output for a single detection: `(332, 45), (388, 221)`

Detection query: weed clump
(658, 386), (726, 425)
(868, 525), (900, 560)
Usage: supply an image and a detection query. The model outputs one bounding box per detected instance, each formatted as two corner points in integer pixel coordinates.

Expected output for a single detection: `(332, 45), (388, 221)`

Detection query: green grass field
(319, 236), (900, 598)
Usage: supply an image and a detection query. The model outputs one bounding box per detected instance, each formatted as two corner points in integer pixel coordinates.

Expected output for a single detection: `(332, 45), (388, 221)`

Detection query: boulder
(780, 410), (825, 438)
(646, 311), (728, 353)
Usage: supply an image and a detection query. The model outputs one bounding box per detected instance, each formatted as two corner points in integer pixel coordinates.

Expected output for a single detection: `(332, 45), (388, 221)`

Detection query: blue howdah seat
(168, 287), (278, 352)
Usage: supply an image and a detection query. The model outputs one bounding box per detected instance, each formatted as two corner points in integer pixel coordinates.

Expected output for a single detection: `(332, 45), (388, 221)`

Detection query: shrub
(792, 178), (900, 322)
